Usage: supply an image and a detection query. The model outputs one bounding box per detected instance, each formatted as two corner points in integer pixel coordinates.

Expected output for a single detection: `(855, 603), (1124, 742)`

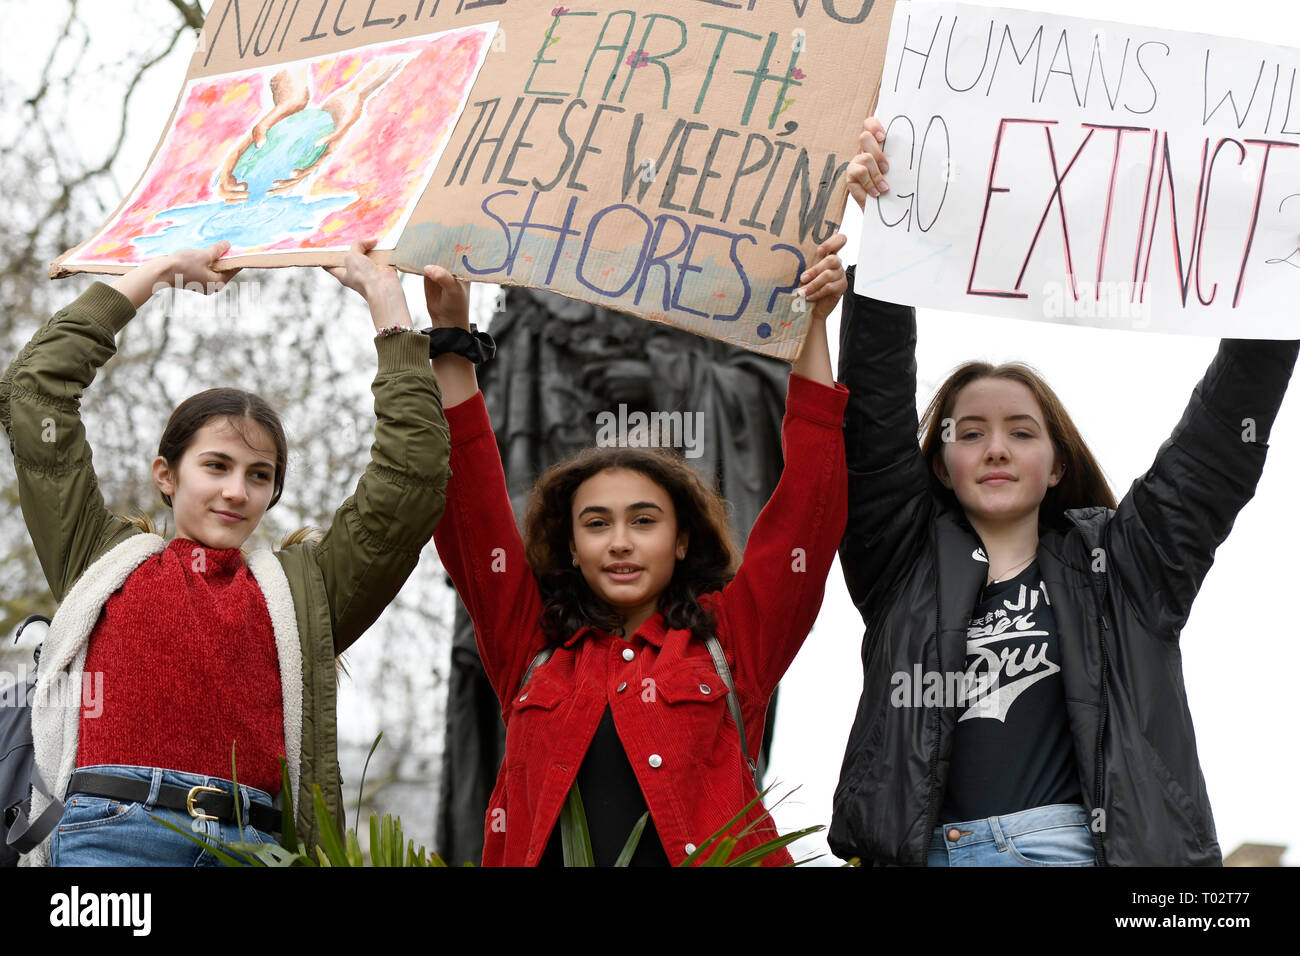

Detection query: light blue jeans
(50, 764), (278, 867)
(927, 803), (1098, 867)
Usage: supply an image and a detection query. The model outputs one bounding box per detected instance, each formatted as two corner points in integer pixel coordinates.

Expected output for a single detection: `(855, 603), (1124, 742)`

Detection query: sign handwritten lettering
(57, 0), (896, 359)
(857, 0), (1300, 337)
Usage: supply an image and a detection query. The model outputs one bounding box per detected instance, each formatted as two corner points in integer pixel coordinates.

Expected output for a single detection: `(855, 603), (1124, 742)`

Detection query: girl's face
(570, 467), (688, 636)
(152, 416), (278, 550)
(934, 377), (1063, 530)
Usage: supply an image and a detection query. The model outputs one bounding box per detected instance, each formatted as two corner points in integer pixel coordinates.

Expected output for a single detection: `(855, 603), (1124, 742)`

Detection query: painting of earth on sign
(62, 23), (496, 267)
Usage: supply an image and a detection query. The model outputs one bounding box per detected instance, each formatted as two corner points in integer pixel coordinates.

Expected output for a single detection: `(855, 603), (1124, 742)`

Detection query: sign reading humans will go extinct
(57, 0), (895, 360)
(858, 0), (1300, 337)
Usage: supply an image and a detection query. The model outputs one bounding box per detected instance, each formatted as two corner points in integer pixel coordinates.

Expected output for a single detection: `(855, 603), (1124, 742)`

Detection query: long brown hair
(524, 446), (738, 647)
(919, 362), (1116, 530)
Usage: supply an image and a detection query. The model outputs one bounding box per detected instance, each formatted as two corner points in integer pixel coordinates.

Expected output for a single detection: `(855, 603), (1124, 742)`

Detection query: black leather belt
(66, 771), (282, 836)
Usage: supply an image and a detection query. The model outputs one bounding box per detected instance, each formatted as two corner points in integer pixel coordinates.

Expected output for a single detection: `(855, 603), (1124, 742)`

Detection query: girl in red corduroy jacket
(422, 240), (850, 866)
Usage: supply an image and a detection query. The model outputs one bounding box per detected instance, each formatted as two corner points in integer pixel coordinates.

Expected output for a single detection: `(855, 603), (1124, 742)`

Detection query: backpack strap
(14, 614), (49, 672)
(5, 765), (64, 856)
(518, 647), (554, 696)
(704, 635), (761, 793)
(517, 639), (761, 792)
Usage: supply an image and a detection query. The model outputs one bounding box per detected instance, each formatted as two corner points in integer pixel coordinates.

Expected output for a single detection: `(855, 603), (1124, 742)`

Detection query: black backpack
(2, 615), (61, 865)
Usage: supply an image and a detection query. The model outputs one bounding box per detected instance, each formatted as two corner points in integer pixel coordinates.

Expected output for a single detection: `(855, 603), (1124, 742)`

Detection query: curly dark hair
(524, 445), (739, 647)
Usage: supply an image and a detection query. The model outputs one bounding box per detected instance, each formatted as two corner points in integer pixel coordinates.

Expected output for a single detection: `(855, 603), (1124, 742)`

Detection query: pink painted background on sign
(75, 25), (494, 263)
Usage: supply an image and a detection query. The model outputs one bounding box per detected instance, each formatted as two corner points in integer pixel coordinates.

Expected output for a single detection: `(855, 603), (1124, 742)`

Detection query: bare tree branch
(166, 0), (206, 32)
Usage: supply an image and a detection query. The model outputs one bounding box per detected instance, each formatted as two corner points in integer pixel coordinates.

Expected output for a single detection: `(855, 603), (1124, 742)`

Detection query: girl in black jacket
(832, 116), (1298, 866)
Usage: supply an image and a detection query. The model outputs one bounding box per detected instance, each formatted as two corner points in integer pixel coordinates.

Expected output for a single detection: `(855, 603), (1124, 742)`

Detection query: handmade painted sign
(856, 0), (1300, 337)
(59, 24), (495, 266)
(56, 1), (895, 360)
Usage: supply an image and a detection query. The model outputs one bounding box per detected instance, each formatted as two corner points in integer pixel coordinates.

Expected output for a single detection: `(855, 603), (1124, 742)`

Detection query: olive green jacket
(1, 283), (449, 862)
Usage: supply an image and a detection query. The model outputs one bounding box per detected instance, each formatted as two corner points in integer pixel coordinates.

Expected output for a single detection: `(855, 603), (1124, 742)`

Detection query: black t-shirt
(539, 706), (670, 867)
(939, 562), (1082, 822)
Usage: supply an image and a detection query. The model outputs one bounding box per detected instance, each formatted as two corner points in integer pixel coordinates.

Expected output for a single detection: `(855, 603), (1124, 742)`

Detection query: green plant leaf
(150, 813), (260, 867)
(229, 741), (244, 837)
(312, 785), (351, 867)
(370, 814), (382, 867)
(249, 843), (308, 867)
(679, 785), (774, 866)
(276, 758), (299, 853)
(613, 812), (649, 867)
(702, 836), (738, 866)
(355, 731), (383, 835)
(730, 782), (802, 842)
(675, 784), (824, 867)
(381, 814), (397, 867)
(723, 825), (825, 867)
(559, 783), (594, 867)
(345, 828), (363, 867)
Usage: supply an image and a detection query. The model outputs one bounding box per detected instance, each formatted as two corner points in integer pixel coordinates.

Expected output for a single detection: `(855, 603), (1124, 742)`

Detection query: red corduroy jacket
(434, 373), (847, 866)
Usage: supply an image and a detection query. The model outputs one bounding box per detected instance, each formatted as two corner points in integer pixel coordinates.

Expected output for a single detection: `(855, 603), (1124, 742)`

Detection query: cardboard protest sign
(59, 25), (495, 269)
(55, 0), (896, 360)
(857, 0), (1300, 337)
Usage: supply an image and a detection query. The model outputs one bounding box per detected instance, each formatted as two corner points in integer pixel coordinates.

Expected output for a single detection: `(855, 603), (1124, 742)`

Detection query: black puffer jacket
(829, 278), (1298, 866)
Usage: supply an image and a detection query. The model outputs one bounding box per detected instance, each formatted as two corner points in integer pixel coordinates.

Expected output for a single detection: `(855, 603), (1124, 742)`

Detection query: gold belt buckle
(186, 784), (223, 822)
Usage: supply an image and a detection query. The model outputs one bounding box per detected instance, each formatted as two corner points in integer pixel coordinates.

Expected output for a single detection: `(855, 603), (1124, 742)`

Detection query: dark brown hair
(919, 362), (1117, 530)
(156, 388), (288, 510)
(523, 446), (738, 647)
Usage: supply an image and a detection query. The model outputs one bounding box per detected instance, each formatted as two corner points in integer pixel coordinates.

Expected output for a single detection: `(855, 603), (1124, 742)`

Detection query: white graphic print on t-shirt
(958, 579), (1060, 723)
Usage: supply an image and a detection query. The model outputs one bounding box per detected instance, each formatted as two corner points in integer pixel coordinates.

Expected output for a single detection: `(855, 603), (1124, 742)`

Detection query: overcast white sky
(10, 0), (1298, 866)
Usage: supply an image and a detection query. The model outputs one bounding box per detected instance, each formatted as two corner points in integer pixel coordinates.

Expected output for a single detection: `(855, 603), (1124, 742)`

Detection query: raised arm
(314, 240), (450, 652)
(713, 238), (849, 704)
(1106, 336), (1299, 638)
(838, 118), (935, 619)
(1, 243), (234, 599)
(424, 265), (548, 707)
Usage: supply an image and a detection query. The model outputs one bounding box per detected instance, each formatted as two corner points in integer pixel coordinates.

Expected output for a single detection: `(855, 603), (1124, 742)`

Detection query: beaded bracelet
(375, 325), (413, 338)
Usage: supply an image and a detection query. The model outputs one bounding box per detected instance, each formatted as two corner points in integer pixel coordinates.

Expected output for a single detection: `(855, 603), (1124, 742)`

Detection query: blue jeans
(927, 803), (1097, 867)
(50, 764), (278, 867)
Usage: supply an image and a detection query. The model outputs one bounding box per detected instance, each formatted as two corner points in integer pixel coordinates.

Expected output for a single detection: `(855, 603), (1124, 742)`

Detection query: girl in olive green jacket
(1, 240), (449, 865)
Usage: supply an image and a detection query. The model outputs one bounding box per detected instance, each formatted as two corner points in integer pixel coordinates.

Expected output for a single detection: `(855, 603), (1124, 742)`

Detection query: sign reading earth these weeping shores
(56, 0), (895, 360)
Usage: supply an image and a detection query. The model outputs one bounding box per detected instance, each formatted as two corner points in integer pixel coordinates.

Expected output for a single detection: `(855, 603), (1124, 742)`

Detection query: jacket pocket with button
(651, 663), (728, 706)
(646, 662), (738, 782)
(54, 794), (142, 833)
(504, 671), (571, 769)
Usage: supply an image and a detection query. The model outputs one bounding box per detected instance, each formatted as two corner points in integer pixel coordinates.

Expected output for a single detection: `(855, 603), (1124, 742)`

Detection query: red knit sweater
(78, 538), (285, 794)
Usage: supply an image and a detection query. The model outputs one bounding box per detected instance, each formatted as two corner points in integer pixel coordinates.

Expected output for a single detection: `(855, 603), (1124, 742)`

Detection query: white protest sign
(856, 0), (1300, 336)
